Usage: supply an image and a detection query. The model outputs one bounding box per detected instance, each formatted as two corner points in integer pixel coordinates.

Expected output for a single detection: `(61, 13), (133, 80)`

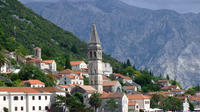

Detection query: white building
(0, 63), (10, 74)
(102, 62), (113, 76)
(58, 74), (84, 85)
(21, 80), (45, 88)
(0, 87), (65, 112)
(40, 60), (57, 73)
(183, 97), (189, 111)
(127, 94), (151, 112)
(70, 61), (87, 71)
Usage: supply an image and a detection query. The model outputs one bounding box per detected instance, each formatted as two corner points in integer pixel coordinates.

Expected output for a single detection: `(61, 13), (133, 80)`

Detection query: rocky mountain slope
(21, 0), (200, 88)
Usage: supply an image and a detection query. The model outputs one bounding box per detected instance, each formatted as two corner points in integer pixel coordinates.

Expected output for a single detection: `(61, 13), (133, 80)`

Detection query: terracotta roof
(171, 89), (185, 92)
(189, 96), (200, 101)
(59, 69), (75, 74)
(103, 81), (118, 86)
(102, 75), (111, 81)
(101, 93), (124, 99)
(34, 87), (65, 93)
(102, 70), (110, 72)
(58, 85), (70, 89)
(70, 61), (84, 66)
(21, 80), (45, 85)
(74, 71), (88, 74)
(162, 85), (178, 90)
(26, 58), (41, 63)
(158, 80), (169, 83)
(127, 94), (151, 100)
(0, 87), (41, 93)
(128, 102), (137, 106)
(124, 86), (136, 90)
(66, 74), (83, 80)
(79, 85), (96, 93)
(41, 60), (54, 64)
(113, 73), (132, 80)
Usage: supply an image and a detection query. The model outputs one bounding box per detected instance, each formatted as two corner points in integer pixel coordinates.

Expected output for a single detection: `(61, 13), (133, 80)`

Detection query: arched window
(94, 51), (97, 58)
(90, 51), (92, 58)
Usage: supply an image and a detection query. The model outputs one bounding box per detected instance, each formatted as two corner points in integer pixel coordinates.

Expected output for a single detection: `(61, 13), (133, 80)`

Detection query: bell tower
(88, 24), (103, 94)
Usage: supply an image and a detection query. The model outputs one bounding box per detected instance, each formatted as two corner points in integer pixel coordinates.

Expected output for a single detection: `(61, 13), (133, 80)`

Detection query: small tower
(88, 24), (103, 94)
(183, 97), (189, 111)
(34, 47), (41, 60)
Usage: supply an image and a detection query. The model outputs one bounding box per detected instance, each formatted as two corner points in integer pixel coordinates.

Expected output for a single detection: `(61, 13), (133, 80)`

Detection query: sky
(19, 0), (200, 13)
(120, 0), (200, 13)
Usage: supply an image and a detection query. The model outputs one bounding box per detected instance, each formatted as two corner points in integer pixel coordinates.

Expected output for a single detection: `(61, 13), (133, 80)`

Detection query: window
(64, 81), (67, 85)
(45, 96), (47, 100)
(32, 106), (35, 111)
(3, 96), (6, 101)
(145, 101), (150, 104)
(21, 96), (23, 100)
(32, 96), (35, 100)
(21, 107), (23, 111)
(45, 106), (48, 110)
(39, 96), (41, 100)
(90, 51), (92, 58)
(15, 107), (17, 111)
(39, 106), (41, 110)
(94, 52), (97, 58)
(14, 96), (18, 100)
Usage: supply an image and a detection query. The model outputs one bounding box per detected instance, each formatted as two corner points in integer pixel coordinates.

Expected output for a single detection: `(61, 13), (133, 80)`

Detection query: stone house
(127, 94), (151, 112)
(20, 80), (45, 88)
(123, 86), (137, 94)
(100, 93), (128, 112)
(161, 85), (180, 90)
(102, 75), (111, 82)
(112, 73), (132, 84)
(40, 60), (57, 73)
(102, 62), (113, 76)
(70, 61), (87, 71)
(58, 74), (84, 85)
(128, 102), (139, 112)
(157, 80), (170, 87)
(56, 85), (71, 93)
(103, 81), (122, 93)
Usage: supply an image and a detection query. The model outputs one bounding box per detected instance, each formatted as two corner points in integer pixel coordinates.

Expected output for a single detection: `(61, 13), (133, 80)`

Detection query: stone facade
(88, 24), (103, 94)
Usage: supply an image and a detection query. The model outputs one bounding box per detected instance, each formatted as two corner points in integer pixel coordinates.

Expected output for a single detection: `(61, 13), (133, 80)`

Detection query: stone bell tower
(88, 24), (103, 94)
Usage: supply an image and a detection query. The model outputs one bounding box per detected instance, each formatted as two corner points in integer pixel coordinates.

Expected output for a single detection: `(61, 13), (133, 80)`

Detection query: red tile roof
(58, 85), (70, 89)
(70, 61), (84, 66)
(66, 74), (83, 80)
(0, 87), (41, 93)
(127, 94), (151, 100)
(79, 85), (96, 93)
(161, 85), (178, 90)
(124, 86), (136, 90)
(171, 89), (185, 92)
(21, 80), (45, 85)
(41, 60), (54, 64)
(34, 87), (65, 93)
(113, 73), (132, 80)
(26, 58), (41, 63)
(101, 93), (124, 99)
(59, 69), (75, 74)
(103, 81), (118, 86)
(128, 102), (137, 106)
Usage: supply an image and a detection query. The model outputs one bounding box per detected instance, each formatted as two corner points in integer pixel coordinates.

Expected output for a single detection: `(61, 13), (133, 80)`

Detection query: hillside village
(1, 24), (200, 112)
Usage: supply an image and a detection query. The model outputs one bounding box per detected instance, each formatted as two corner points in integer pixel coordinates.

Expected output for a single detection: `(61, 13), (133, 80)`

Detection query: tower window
(90, 51), (92, 58)
(94, 51), (97, 58)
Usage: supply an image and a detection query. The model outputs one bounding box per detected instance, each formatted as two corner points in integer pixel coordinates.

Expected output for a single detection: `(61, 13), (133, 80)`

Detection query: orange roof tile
(66, 74), (83, 80)
(113, 73), (132, 80)
(0, 87), (41, 93)
(127, 94), (151, 100)
(102, 75), (111, 81)
(59, 69), (75, 74)
(26, 58), (41, 63)
(162, 85), (178, 90)
(79, 85), (97, 93)
(128, 102), (137, 106)
(58, 85), (70, 89)
(101, 93), (124, 99)
(34, 87), (65, 93)
(103, 81), (118, 86)
(124, 86), (136, 90)
(21, 80), (45, 85)
(171, 89), (185, 92)
(42, 60), (54, 64)
(70, 61), (84, 66)
(158, 80), (169, 83)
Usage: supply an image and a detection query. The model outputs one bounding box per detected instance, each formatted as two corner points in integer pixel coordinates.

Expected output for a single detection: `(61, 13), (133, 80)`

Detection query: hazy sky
(120, 0), (200, 13)
(20, 0), (200, 13)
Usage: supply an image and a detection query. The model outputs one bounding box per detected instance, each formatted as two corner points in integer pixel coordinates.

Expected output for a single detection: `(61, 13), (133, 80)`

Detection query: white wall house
(127, 94), (151, 112)
(58, 74), (84, 85)
(21, 80), (45, 88)
(0, 63), (10, 74)
(40, 60), (57, 72)
(0, 87), (65, 112)
(70, 61), (87, 71)
(102, 62), (113, 76)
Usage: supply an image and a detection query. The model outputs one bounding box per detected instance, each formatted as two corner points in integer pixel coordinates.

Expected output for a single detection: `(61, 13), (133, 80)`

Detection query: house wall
(72, 62), (87, 71)
(129, 99), (150, 110)
(102, 63), (113, 76)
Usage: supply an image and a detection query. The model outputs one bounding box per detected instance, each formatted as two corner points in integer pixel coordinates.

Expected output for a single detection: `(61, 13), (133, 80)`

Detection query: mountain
(20, 0), (200, 88)
(0, 0), (123, 71)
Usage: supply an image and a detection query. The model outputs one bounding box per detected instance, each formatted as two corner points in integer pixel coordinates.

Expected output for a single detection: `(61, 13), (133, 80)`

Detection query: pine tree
(166, 74), (170, 80)
(126, 59), (131, 66)
(65, 54), (72, 69)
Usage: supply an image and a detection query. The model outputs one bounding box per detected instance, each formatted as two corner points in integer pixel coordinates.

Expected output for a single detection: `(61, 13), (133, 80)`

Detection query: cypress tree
(65, 54), (72, 69)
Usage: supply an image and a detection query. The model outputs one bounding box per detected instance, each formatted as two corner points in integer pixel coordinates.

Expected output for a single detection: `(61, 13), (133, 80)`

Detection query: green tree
(18, 63), (55, 86)
(160, 96), (183, 111)
(89, 92), (102, 112)
(3, 107), (8, 112)
(126, 59), (131, 66)
(0, 52), (6, 67)
(83, 76), (89, 85)
(189, 101), (194, 111)
(71, 44), (79, 53)
(166, 74), (170, 80)
(105, 98), (119, 112)
(53, 95), (70, 112)
(65, 54), (72, 69)
(150, 94), (162, 108)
